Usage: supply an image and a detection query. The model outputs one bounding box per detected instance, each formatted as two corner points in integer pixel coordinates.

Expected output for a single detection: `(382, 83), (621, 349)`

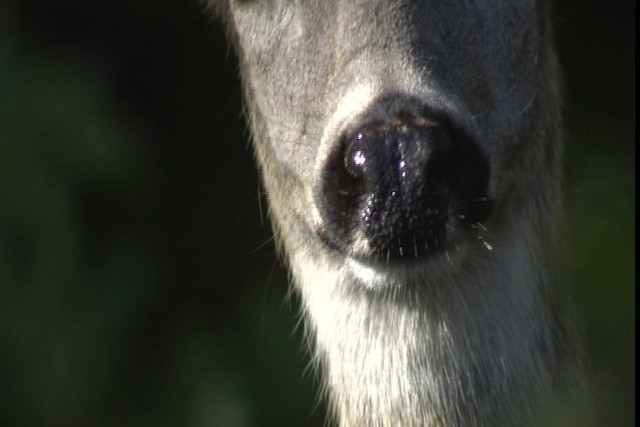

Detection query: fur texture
(208, 1), (584, 425)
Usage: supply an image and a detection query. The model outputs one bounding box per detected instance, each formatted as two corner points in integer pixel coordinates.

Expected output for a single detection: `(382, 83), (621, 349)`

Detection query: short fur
(207, 1), (585, 425)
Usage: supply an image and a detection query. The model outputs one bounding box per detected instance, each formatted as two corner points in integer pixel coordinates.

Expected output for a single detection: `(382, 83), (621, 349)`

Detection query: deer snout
(318, 101), (494, 263)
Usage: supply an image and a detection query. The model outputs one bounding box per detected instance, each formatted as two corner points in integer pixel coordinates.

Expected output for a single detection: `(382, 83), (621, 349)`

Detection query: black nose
(319, 107), (493, 262)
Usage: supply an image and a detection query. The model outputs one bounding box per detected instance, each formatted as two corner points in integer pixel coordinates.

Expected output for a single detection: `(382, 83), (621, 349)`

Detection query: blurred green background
(0, 1), (634, 426)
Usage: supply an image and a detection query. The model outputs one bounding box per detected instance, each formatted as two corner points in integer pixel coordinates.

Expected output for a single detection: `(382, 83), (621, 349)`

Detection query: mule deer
(209, 1), (585, 425)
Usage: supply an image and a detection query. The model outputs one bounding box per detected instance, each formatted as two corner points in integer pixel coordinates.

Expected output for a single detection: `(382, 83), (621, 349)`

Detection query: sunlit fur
(208, 1), (586, 425)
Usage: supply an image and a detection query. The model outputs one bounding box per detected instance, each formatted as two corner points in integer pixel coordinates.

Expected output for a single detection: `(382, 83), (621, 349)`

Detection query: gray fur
(208, 1), (584, 425)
